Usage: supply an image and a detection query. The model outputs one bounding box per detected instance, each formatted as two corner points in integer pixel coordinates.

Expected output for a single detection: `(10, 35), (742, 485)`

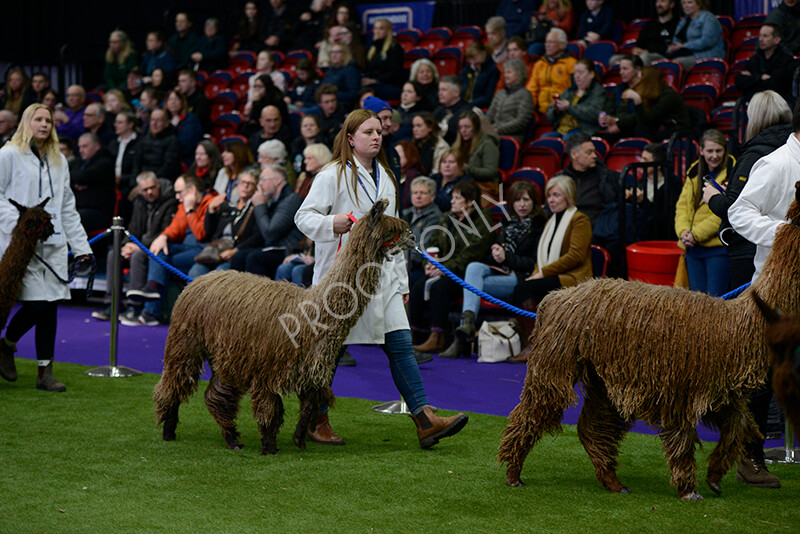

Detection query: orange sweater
(161, 191), (218, 242)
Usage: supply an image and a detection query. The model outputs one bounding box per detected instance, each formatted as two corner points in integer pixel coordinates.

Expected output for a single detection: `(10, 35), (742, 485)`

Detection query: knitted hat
(363, 96), (392, 114)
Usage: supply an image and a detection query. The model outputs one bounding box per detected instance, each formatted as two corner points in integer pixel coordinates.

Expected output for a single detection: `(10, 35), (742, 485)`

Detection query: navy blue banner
(357, 1), (436, 32)
(735, 0), (780, 19)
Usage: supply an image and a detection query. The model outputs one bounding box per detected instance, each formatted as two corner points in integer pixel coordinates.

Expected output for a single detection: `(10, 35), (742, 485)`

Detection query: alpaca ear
(37, 197), (50, 209)
(368, 199), (388, 223)
(8, 199), (25, 214)
(752, 291), (781, 324)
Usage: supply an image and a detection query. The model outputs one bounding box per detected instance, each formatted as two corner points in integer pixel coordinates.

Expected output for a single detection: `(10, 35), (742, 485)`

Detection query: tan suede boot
(412, 331), (445, 353)
(411, 406), (469, 449)
(306, 413), (344, 445)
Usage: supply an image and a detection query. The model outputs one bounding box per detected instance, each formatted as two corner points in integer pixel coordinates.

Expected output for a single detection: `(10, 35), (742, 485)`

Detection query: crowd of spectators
(0, 0), (795, 341)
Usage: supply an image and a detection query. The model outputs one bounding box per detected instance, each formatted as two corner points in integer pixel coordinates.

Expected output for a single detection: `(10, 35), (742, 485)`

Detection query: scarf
(537, 206), (577, 274)
(503, 216), (534, 255)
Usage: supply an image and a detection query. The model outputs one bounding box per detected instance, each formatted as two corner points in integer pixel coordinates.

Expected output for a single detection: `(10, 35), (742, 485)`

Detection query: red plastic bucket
(626, 240), (682, 286)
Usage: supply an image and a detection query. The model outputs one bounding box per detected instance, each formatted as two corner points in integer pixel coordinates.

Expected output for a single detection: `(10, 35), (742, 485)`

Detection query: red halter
(336, 213), (401, 254)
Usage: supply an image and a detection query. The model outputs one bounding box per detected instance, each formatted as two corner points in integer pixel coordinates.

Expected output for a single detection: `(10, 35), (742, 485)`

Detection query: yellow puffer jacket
(674, 155), (735, 250)
(525, 53), (577, 114)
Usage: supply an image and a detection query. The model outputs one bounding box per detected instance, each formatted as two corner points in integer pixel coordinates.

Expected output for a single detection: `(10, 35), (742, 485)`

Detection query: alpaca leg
(153, 333), (206, 441)
(577, 372), (633, 494)
(499, 381), (575, 487)
(251, 391), (284, 455)
(204, 372), (244, 450)
(703, 399), (759, 496)
(659, 426), (702, 500)
(293, 388), (329, 450)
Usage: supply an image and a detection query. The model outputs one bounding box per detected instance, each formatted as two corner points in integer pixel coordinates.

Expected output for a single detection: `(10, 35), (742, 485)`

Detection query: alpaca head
(753, 291), (800, 382)
(786, 181), (800, 225)
(8, 197), (55, 243)
(349, 199), (415, 260)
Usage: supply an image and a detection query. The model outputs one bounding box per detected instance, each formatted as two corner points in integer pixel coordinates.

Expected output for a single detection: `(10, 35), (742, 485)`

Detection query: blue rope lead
(125, 232), (194, 284)
(719, 281), (750, 300)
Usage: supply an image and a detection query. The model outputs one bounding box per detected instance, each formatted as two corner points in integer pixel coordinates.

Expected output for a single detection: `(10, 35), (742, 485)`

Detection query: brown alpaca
(153, 199), (414, 454)
(0, 198), (54, 331)
(752, 292), (800, 437)
(498, 185), (800, 501)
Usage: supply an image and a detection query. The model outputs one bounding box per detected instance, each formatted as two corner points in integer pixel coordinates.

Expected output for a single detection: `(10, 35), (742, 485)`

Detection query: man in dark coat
(735, 23), (795, 101)
(71, 132), (116, 234)
(92, 173), (178, 321)
(433, 76), (472, 145)
(132, 109), (182, 181)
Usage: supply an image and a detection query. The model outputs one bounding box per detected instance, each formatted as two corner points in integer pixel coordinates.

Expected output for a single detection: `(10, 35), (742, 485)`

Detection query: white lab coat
(729, 132), (798, 281)
(294, 158), (410, 344)
(0, 144), (92, 301)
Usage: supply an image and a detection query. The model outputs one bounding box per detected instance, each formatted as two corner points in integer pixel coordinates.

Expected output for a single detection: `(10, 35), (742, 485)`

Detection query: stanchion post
(86, 217), (141, 378)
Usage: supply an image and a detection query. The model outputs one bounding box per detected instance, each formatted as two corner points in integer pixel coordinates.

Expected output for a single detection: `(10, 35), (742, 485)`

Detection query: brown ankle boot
(737, 445), (781, 488)
(306, 413), (344, 445)
(0, 339), (17, 382)
(411, 406), (469, 449)
(506, 344), (531, 363)
(412, 331), (445, 353)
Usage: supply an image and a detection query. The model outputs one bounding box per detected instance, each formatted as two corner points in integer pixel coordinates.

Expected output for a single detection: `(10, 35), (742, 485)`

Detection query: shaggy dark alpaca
(753, 292), (800, 437)
(0, 198), (54, 331)
(498, 185), (800, 501)
(153, 199), (414, 454)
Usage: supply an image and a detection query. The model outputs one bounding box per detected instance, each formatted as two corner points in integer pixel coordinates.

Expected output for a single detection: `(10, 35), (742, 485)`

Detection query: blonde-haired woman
(361, 18), (406, 100)
(295, 143), (332, 198)
(509, 174), (592, 362)
(104, 30), (139, 90)
(0, 104), (92, 391)
(295, 109), (468, 449)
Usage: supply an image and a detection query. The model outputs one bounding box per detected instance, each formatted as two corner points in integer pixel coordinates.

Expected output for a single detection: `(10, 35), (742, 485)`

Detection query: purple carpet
(9, 303), (791, 447)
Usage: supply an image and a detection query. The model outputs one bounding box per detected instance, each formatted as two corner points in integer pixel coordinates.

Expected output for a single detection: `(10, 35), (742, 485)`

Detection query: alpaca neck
(1, 229), (39, 285)
(752, 224), (800, 315)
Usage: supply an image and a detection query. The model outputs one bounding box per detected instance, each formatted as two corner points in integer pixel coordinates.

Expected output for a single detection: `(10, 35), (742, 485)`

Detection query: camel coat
(0, 144), (92, 301)
(535, 210), (593, 288)
(295, 159), (409, 345)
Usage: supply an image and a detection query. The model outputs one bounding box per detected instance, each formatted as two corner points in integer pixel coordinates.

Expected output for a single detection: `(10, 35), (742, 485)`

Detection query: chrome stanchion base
(85, 365), (142, 377)
(765, 447), (799, 464)
(373, 399), (410, 415)
(764, 421), (800, 465)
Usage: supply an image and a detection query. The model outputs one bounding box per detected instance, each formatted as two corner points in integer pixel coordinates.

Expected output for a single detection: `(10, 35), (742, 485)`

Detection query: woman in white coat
(294, 109), (468, 449)
(0, 104), (92, 392)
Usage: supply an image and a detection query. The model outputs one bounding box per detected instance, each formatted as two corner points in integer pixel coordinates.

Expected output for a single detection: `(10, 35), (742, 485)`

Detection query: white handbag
(477, 321), (521, 363)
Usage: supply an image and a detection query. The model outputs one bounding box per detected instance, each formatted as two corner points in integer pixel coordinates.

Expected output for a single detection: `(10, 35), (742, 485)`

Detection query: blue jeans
(187, 261), (231, 279)
(322, 329), (429, 415)
(685, 245), (730, 297)
(144, 234), (203, 316)
(275, 261), (306, 286)
(462, 262), (518, 317)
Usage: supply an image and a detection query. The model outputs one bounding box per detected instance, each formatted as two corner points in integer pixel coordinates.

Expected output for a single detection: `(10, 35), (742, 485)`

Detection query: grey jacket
(487, 85), (534, 142)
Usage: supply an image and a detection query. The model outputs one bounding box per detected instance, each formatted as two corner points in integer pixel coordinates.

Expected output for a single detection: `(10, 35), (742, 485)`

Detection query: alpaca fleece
(153, 199), (414, 454)
(498, 186), (800, 501)
(0, 199), (54, 331)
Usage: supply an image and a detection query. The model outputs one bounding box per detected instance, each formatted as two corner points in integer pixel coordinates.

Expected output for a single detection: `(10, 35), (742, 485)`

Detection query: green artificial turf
(1, 359), (798, 533)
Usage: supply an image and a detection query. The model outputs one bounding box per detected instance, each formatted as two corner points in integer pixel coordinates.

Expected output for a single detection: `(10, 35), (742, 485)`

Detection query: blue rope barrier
(719, 281), (750, 301)
(418, 248), (537, 319)
(418, 248), (752, 320)
(125, 232), (195, 284)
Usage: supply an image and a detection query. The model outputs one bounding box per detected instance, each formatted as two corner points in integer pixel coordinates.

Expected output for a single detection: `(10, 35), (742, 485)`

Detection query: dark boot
(0, 338), (17, 382)
(411, 406), (469, 449)
(439, 336), (472, 358)
(306, 413), (344, 445)
(507, 299), (537, 364)
(414, 350), (433, 364)
(36, 361), (66, 392)
(737, 442), (781, 488)
(412, 331), (444, 353)
(455, 311), (476, 340)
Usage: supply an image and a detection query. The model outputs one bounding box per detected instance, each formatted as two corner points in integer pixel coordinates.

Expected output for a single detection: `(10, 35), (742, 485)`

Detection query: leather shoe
(306, 413), (344, 445)
(506, 344), (531, 363)
(412, 406), (468, 449)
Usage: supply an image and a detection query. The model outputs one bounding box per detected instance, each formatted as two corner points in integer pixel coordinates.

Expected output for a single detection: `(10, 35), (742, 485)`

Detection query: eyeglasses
(239, 181), (257, 187)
